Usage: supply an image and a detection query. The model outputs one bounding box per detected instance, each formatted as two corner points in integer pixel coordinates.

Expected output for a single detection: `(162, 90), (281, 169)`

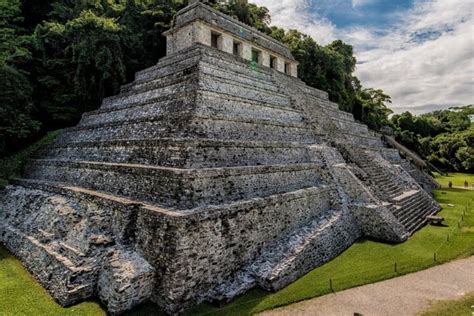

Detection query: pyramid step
(123, 58), (201, 94)
(398, 193), (424, 208)
(392, 189), (420, 204)
(57, 114), (319, 145)
(131, 61), (283, 102)
(378, 180), (399, 188)
(135, 45), (207, 82)
(331, 118), (369, 135)
(129, 49), (278, 96)
(25, 159), (324, 209)
(80, 90), (306, 129)
(103, 71), (198, 110)
(10, 179), (334, 258)
(379, 187), (402, 197)
(294, 81), (329, 101)
(341, 132), (383, 148)
(384, 189), (405, 199)
(104, 56), (291, 111)
(379, 182), (401, 190)
(381, 183), (404, 192)
(323, 107), (355, 122)
(105, 73), (289, 114)
(81, 91), (194, 126)
(88, 90), (191, 118)
(199, 61), (280, 93)
(14, 178), (331, 222)
(405, 205), (439, 231)
(305, 93), (339, 111)
(199, 72), (291, 107)
(37, 138), (322, 169)
(272, 72), (330, 102)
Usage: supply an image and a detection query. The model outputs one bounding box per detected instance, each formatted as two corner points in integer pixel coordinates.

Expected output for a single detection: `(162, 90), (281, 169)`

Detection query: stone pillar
(221, 33), (233, 54)
(195, 22), (211, 46)
(242, 43), (252, 61)
(261, 51), (270, 68)
(290, 63), (298, 77)
(276, 57), (285, 73)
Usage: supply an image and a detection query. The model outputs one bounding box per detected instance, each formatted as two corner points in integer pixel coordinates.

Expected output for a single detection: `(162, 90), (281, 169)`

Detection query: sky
(252, 0), (474, 114)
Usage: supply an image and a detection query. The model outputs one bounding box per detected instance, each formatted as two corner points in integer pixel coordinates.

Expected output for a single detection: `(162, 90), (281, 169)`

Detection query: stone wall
(134, 186), (332, 311)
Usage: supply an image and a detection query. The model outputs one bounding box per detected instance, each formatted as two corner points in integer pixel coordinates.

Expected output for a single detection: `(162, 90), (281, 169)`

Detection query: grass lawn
(0, 176), (473, 315)
(0, 246), (105, 316)
(434, 172), (474, 189)
(419, 292), (474, 316)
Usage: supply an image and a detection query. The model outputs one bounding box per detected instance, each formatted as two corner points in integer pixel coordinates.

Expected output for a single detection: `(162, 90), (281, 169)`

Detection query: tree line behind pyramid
(1, 0), (472, 173)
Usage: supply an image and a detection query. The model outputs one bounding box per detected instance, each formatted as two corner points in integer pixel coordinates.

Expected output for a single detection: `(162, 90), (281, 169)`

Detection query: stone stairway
(350, 149), (405, 199)
(390, 190), (440, 234)
(335, 145), (440, 235)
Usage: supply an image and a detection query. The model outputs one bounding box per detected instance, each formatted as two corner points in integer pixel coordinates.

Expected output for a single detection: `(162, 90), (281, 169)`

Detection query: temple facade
(164, 1), (299, 77)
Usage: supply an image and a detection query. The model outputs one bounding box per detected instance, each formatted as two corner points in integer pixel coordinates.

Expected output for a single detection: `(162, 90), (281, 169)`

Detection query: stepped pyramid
(0, 2), (441, 314)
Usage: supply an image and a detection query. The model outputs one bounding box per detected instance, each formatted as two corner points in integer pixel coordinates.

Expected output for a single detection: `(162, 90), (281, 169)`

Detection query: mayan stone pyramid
(0, 2), (441, 314)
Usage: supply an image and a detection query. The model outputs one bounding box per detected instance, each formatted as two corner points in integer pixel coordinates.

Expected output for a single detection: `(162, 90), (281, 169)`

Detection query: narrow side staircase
(340, 146), (441, 235)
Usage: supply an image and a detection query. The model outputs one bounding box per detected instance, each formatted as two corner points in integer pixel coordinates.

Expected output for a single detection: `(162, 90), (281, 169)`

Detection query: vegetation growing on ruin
(0, 176), (472, 315)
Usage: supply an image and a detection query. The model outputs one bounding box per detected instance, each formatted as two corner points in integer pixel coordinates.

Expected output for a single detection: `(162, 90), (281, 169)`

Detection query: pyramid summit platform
(0, 2), (440, 314)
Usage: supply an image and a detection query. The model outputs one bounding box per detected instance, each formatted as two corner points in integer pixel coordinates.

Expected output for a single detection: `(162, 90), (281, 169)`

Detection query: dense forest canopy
(0, 0), (392, 157)
(391, 105), (474, 172)
(0, 0), (471, 173)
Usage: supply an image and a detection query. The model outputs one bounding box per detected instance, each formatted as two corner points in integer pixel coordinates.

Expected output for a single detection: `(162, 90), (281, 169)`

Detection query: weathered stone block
(98, 250), (155, 314)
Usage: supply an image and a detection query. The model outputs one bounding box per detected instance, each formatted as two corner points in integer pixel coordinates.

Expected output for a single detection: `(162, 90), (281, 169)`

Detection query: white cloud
(253, 0), (339, 44)
(353, 0), (474, 113)
(252, 0), (474, 114)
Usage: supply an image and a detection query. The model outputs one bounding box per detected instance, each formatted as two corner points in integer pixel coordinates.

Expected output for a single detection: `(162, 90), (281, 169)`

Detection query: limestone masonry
(0, 2), (441, 314)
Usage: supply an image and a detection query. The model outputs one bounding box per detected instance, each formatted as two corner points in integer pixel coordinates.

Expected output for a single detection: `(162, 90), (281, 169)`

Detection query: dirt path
(262, 256), (474, 316)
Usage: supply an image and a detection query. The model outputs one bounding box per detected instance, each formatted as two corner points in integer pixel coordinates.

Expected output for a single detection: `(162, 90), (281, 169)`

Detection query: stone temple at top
(0, 1), (440, 314)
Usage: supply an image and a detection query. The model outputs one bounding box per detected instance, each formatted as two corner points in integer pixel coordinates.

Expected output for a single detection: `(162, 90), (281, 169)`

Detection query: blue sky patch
(309, 0), (415, 29)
